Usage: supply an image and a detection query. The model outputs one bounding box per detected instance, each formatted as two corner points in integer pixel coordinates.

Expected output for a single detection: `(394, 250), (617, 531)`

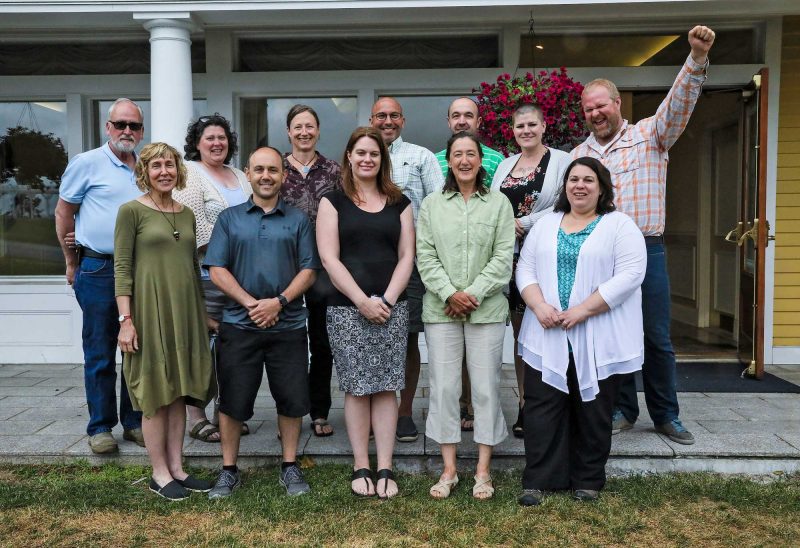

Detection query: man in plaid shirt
(571, 26), (716, 445)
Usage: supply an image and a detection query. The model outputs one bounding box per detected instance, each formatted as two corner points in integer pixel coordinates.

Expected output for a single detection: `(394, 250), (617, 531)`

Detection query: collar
(246, 196), (285, 215)
(443, 189), (489, 202)
(585, 120), (629, 152)
(102, 142), (136, 167)
(388, 136), (404, 152)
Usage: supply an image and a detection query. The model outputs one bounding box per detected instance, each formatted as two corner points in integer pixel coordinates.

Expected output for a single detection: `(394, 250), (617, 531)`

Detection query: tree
(0, 126), (67, 189)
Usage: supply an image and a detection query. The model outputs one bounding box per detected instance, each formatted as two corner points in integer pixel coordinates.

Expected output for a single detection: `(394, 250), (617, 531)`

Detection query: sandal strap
(376, 468), (394, 480)
(351, 468), (373, 481)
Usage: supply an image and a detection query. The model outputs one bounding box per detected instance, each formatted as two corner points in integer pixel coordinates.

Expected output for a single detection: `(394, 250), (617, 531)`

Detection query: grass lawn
(1, 463), (799, 546)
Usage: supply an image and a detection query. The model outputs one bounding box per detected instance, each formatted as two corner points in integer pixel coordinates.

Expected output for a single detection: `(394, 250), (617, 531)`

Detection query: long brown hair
(340, 126), (403, 205)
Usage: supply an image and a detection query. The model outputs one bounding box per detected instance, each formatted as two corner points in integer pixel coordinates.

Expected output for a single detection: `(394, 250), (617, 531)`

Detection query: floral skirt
(326, 301), (408, 396)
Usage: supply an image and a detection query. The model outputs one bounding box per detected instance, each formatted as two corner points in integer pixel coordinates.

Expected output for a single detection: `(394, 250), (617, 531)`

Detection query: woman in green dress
(115, 142), (213, 501)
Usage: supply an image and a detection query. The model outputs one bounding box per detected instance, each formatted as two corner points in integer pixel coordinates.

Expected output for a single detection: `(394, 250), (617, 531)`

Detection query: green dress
(114, 199), (211, 417)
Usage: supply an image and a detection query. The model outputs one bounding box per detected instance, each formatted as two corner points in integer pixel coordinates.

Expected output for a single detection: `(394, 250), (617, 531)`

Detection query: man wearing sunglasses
(55, 98), (146, 454)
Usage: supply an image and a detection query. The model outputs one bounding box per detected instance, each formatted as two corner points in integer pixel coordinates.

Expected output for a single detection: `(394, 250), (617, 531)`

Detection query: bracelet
(380, 295), (393, 308)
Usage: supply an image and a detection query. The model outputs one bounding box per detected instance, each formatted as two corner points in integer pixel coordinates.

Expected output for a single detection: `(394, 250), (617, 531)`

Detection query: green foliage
(0, 125), (67, 188)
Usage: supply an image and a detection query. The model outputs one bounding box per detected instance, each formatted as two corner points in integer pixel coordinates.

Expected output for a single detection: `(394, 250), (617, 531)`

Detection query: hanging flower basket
(474, 67), (588, 156)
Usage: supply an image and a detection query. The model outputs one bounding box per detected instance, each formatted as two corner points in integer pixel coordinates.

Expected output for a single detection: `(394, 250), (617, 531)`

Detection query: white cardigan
(490, 147), (571, 234)
(516, 210), (646, 401)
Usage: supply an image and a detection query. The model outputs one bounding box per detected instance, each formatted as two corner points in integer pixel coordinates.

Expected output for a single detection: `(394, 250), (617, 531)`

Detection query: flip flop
(376, 469), (398, 500)
(188, 419), (220, 443)
(351, 468), (374, 497)
(430, 475), (459, 499)
(310, 418), (334, 437)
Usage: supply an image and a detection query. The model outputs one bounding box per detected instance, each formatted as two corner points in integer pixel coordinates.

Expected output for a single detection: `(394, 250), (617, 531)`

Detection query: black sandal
(351, 468), (374, 497)
(512, 407), (524, 438)
(376, 468), (397, 500)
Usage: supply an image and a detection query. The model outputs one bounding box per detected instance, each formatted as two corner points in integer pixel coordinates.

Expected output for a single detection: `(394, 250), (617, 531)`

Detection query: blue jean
(73, 257), (142, 436)
(615, 243), (680, 425)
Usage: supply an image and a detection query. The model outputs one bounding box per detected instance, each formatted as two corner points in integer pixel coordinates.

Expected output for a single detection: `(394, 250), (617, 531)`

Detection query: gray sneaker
(611, 409), (634, 435)
(279, 464), (310, 496)
(655, 418), (695, 445)
(208, 469), (241, 500)
(88, 431), (118, 454)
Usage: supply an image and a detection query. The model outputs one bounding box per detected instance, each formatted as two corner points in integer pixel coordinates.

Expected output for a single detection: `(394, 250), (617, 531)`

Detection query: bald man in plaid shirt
(570, 26), (716, 445)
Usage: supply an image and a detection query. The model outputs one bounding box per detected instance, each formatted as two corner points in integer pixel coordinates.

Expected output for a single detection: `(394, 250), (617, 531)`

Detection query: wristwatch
(277, 294), (289, 308)
(118, 314), (131, 323)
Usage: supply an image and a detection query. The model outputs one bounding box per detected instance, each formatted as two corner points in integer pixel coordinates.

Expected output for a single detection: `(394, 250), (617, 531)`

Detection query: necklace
(149, 193), (180, 241)
(290, 152), (316, 175)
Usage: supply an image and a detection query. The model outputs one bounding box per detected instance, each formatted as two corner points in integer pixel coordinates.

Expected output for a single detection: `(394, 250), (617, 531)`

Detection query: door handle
(725, 222), (744, 244)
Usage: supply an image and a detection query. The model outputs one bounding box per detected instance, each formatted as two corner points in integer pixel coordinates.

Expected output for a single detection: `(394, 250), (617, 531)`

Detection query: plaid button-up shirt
(571, 55), (708, 236)
(388, 136), (444, 224)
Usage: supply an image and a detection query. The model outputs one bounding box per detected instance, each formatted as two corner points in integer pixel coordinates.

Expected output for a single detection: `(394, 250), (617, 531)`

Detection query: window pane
(0, 102), (68, 275)
(94, 99), (208, 150)
(240, 97), (358, 167)
(389, 95), (463, 154)
(520, 28), (760, 67)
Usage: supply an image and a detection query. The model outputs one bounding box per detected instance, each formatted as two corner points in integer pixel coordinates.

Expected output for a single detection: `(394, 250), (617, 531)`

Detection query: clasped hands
(445, 291), (479, 319)
(358, 295), (392, 325)
(247, 298), (281, 329)
(533, 302), (589, 330)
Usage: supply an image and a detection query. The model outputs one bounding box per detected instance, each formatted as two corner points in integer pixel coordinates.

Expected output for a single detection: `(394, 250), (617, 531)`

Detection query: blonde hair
(134, 142), (187, 192)
(583, 78), (620, 101)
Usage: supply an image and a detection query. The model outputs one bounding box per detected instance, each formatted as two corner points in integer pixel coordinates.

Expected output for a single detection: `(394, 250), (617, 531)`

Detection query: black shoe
(208, 469), (241, 500)
(512, 407), (524, 438)
(175, 474), (213, 493)
(573, 489), (599, 502)
(351, 468), (375, 497)
(518, 489), (544, 506)
(149, 478), (189, 501)
(396, 416), (419, 442)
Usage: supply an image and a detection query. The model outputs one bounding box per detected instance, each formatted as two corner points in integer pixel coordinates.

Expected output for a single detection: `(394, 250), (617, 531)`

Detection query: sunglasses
(108, 120), (144, 131)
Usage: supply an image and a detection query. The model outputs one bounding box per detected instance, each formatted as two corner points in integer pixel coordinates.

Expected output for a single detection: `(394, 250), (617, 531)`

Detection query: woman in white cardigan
(515, 157), (646, 506)
(490, 103), (571, 438)
(173, 114), (252, 443)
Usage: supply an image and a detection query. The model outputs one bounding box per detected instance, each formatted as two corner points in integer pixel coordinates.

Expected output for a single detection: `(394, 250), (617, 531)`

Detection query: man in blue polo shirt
(55, 98), (145, 454)
(205, 146), (319, 499)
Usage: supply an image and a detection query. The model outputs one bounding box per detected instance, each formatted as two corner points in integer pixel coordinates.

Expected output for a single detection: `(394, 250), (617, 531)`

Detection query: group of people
(55, 26), (715, 505)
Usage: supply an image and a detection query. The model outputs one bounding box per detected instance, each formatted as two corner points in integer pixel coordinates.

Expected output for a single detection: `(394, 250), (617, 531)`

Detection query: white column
(134, 13), (195, 150)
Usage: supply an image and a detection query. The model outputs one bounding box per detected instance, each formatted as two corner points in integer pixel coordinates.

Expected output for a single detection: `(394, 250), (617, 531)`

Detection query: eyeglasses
(108, 120), (144, 131)
(372, 112), (403, 121)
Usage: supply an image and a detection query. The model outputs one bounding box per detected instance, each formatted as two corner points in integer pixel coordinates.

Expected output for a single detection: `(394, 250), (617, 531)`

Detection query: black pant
(522, 356), (620, 491)
(307, 304), (333, 420)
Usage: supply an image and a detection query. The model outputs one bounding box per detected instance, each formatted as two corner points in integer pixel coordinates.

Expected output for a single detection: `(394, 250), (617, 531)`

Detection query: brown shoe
(88, 432), (118, 454)
(123, 428), (146, 447)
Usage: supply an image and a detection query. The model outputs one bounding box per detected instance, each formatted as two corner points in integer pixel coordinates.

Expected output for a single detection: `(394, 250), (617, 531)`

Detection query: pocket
(471, 221), (496, 247)
(79, 257), (109, 276)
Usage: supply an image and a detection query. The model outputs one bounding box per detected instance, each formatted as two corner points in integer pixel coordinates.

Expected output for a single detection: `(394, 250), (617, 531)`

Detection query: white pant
(424, 321), (508, 446)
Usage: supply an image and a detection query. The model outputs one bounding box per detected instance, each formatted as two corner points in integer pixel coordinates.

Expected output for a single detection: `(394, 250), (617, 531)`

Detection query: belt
(644, 235), (664, 245)
(79, 247), (113, 261)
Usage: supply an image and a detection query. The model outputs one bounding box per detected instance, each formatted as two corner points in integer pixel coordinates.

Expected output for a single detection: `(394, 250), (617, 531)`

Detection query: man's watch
(277, 294), (289, 308)
(118, 314), (131, 323)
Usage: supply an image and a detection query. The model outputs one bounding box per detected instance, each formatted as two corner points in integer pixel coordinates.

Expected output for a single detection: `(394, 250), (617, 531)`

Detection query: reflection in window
(94, 99), (209, 152)
(239, 97), (358, 168)
(388, 95), (463, 155)
(0, 102), (68, 275)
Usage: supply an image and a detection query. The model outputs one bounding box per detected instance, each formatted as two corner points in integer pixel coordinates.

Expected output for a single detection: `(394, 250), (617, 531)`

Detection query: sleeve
(202, 211), (231, 269)
(330, 162), (343, 191)
(420, 148), (445, 196)
(464, 196), (515, 302)
(113, 203), (136, 297)
(597, 215), (647, 308)
(415, 195), (458, 303)
(515, 219), (542, 293)
(173, 166), (214, 248)
(296, 213), (321, 270)
(653, 54), (707, 152)
(58, 153), (90, 204)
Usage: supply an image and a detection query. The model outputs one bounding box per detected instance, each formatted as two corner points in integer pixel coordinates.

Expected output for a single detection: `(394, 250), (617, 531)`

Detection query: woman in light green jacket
(416, 132), (515, 501)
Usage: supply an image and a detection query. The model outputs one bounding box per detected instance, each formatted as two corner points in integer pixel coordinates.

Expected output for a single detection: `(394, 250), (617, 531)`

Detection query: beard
(110, 138), (137, 154)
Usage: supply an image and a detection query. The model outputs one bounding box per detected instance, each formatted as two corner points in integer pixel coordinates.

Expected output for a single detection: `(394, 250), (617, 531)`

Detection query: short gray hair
(107, 98), (143, 121)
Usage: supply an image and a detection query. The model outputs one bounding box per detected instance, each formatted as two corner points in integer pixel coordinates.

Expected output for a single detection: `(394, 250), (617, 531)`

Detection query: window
(239, 97), (358, 167)
(93, 99), (209, 151)
(0, 101), (68, 275)
(388, 95), (464, 155)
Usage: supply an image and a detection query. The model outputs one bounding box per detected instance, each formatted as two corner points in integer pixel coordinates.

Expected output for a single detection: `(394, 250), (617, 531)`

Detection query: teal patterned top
(557, 215), (603, 311)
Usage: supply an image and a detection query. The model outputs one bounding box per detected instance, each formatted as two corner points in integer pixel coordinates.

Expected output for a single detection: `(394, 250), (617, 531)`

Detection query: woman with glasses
(281, 104), (341, 437)
(173, 114), (252, 443)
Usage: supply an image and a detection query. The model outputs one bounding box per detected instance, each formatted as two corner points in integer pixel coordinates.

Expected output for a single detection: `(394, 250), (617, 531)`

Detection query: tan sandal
(429, 474), (459, 499)
(472, 475), (494, 500)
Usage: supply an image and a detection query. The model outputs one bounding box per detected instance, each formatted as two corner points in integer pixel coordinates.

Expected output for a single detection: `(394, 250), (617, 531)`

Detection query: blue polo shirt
(59, 143), (142, 255)
(204, 197), (320, 332)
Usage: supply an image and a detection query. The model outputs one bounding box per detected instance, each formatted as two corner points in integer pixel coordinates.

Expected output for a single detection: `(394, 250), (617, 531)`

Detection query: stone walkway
(2, 362), (800, 475)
